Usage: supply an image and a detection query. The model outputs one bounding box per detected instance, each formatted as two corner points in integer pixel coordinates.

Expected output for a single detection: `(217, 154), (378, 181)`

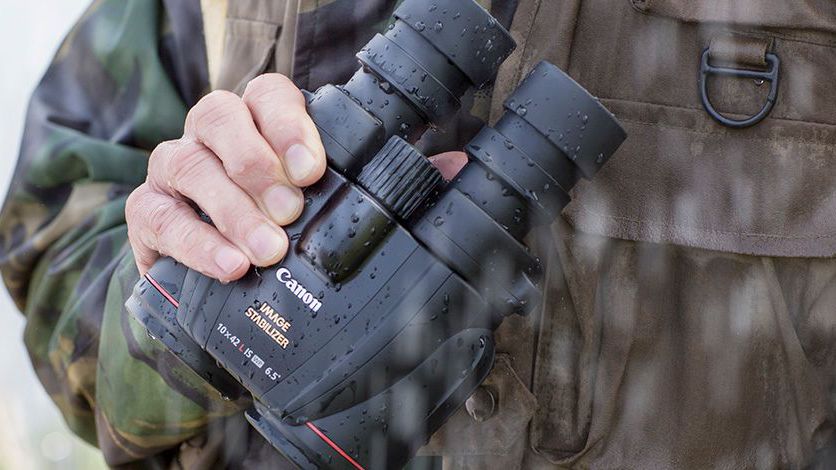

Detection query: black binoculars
(127, 0), (626, 468)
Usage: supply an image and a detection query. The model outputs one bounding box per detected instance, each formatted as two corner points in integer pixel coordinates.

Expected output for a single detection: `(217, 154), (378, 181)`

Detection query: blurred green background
(0, 1), (106, 468)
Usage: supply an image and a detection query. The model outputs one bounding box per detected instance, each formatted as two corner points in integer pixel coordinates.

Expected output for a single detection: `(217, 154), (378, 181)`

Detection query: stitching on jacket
(599, 98), (836, 143)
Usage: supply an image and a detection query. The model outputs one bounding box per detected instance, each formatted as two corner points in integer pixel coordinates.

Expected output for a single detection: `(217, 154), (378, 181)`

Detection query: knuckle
(124, 184), (145, 219)
(148, 199), (192, 249)
(187, 90), (242, 135)
(148, 140), (180, 171)
(224, 152), (275, 182)
(261, 111), (307, 144)
(232, 213), (270, 240)
(242, 73), (304, 107)
(125, 184), (156, 231)
(176, 225), (207, 261)
(168, 142), (215, 191)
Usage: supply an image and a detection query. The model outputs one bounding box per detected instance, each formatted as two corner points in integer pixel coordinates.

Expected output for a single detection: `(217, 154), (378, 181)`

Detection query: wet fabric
(428, 221), (836, 468)
(1, 0), (835, 468)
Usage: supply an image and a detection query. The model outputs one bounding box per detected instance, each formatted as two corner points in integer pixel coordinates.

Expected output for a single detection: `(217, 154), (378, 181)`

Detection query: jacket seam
(600, 98), (836, 140)
(570, 206), (836, 241)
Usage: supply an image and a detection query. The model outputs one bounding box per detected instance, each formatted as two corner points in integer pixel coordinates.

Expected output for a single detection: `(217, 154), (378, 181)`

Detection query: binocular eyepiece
(308, 0), (515, 175)
(357, 61), (626, 321)
(127, 1), (627, 469)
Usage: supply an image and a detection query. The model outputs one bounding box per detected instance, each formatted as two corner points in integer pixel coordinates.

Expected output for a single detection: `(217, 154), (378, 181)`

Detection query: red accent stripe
(145, 274), (180, 308)
(305, 422), (365, 470)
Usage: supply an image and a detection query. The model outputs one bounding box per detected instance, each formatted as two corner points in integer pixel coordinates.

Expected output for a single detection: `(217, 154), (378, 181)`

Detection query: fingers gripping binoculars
(127, 1), (626, 468)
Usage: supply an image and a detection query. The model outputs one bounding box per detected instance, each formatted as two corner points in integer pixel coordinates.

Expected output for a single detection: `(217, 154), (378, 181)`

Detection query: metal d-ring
(699, 48), (780, 129)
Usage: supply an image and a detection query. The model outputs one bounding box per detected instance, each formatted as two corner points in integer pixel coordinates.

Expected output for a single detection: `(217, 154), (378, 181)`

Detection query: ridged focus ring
(358, 136), (444, 220)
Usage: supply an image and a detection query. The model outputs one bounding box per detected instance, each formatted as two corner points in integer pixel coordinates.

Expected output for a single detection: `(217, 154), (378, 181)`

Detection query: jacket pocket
(215, 18), (280, 94)
(552, 0), (836, 258)
(630, 0), (836, 35)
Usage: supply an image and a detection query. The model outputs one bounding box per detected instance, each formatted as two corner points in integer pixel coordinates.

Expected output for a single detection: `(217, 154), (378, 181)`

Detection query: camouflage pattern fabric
(0, 0), (517, 466)
(0, 0), (245, 465)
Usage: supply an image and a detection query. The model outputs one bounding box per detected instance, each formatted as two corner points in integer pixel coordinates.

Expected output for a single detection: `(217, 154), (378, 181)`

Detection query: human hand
(126, 74), (468, 282)
(126, 74), (326, 282)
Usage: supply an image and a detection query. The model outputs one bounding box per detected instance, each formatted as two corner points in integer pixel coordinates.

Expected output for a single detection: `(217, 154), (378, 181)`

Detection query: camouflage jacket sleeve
(0, 0), (247, 465)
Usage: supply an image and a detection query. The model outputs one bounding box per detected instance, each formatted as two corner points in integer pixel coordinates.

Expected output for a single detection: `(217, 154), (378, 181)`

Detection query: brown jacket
(202, 1), (836, 468)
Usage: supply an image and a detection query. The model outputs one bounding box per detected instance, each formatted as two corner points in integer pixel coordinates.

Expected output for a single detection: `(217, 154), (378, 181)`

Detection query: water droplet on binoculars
(415, 21), (426, 31)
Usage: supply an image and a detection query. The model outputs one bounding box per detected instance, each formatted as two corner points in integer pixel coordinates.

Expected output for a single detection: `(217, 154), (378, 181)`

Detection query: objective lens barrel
(413, 61), (627, 317)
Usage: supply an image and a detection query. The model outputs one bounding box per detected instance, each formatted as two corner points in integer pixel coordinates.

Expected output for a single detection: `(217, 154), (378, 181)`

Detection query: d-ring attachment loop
(699, 48), (780, 129)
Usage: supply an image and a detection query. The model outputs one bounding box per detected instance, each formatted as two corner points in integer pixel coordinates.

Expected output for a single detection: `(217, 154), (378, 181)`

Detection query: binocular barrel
(409, 61), (626, 317)
(247, 61), (626, 470)
(130, 0), (514, 402)
(126, 2), (628, 469)
(307, 0), (515, 176)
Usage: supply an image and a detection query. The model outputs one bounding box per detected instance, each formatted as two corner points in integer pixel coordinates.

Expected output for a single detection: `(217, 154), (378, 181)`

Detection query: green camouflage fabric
(0, 0), (517, 466)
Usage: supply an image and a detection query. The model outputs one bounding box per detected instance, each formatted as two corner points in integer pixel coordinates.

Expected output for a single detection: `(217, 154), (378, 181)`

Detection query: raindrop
(414, 21), (426, 31)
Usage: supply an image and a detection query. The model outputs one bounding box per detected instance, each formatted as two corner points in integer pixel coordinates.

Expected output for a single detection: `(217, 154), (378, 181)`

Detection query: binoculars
(127, 0), (626, 468)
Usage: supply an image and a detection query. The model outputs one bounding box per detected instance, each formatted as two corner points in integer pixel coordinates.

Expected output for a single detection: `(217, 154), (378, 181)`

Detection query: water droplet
(434, 21), (444, 31)
(433, 216), (445, 227)
(414, 21), (426, 31)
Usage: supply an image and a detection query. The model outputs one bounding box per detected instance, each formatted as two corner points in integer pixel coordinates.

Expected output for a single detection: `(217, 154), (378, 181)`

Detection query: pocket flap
(632, 0), (836, 35)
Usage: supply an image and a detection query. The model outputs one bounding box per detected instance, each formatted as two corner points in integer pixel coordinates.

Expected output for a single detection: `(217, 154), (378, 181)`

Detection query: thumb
(427, 151), (467, 181)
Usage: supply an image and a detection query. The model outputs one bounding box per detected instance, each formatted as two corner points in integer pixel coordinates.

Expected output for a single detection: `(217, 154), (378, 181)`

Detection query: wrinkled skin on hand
(125, 73), (467, 283)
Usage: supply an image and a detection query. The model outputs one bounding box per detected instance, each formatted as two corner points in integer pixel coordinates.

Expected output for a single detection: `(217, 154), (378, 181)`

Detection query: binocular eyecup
(310, 0), (515, 175)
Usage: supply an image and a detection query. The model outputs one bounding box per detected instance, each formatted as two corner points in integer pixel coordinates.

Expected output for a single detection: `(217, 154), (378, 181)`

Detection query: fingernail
(214, 246), (248, 275)
(264, 184), (303, 223)
(247, 225), (286, 263)
(285, 144), (317, 182)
